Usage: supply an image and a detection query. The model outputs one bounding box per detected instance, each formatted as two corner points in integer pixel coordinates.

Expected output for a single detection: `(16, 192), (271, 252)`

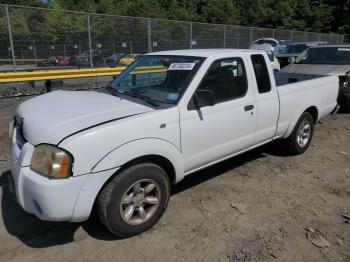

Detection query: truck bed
(274, 72), (327, 87)
(274, 72), (339, 139)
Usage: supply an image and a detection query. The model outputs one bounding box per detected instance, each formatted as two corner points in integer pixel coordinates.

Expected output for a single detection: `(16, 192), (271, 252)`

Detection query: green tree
(2, 0), (349, 34)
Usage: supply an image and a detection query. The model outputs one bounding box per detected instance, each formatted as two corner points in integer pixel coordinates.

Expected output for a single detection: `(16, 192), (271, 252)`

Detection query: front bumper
(10, 153), (88, 221)
(9, 126), (119, 222)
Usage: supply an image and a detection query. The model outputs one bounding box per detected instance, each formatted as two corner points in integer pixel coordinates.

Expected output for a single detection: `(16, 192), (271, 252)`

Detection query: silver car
(282, 45), (350, 112)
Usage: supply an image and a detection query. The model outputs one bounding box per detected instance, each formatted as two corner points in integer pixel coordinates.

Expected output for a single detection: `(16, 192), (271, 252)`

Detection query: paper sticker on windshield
(168, 63), (196, 70)
(338, 48), (350, 52)
(166, 93), (179, 101)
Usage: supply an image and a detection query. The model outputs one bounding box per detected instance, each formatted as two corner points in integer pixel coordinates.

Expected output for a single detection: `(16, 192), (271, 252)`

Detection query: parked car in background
(37, 56), (57, 67)
(277, 41), (327, 68)
(249, 43), (280, 71)
(103, 53), (126, 66)
(250, 38), (280, 52)
(118, 54), (141, 66)
(276, 40), (294, 55)
(282, 45), (350, 112)
(9, 49), (339, 237)
(70, 50), (111, 67)
(37, 56), (70, 67)
(69, 51), (90, 66)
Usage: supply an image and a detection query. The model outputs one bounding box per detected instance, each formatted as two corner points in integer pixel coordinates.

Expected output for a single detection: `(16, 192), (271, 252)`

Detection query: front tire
(97, 163), (170, 237)
(283, 112), (315, 155)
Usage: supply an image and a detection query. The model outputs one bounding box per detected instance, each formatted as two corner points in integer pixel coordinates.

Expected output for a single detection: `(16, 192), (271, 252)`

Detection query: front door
(180, 57), (257, 173)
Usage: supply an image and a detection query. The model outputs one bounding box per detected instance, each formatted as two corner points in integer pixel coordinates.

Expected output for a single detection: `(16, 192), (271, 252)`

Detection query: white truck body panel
(16, 91), (154, 145)
(60, 107), (182, 176)
(9, 49), (339, 222)
(276, 75), (338, 137)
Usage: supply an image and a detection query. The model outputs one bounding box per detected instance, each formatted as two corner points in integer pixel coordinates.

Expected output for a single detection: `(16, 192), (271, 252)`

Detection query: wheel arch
(91, 154), (177, 219)
(304, 106), (318, 124)
(111, 154), (177, 186)
(92, 138), (184, 183)
(71, 138), (183, 222)
(284, 104), (319, 138)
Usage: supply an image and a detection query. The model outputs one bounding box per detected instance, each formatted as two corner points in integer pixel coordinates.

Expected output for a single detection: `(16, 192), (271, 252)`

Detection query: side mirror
(194, 89), (215, 108)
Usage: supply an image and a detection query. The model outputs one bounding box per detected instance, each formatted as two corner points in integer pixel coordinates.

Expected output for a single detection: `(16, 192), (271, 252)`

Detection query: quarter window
(251, 54), (271, 93)
(197, 58), (248, 103)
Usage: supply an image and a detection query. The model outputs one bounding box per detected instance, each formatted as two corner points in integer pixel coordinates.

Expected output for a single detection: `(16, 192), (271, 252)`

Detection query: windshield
(282, 44), (307, 54)
(295, 47), (350, 65)
(110, 55), (204, 104)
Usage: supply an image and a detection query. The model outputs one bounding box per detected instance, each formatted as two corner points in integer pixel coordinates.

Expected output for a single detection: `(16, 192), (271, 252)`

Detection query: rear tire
(97, 163), (170, 238)
(283, 112), (315, 155)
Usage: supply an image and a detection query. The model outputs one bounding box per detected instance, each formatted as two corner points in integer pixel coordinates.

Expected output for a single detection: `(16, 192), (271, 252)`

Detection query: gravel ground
(0, 96), (349, 262)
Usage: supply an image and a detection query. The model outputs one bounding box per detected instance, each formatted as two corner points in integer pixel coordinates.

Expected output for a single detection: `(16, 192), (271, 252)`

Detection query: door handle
(244, 105), (254, 111)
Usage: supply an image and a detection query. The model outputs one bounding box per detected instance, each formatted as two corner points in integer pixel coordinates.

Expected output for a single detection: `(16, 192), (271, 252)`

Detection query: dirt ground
(0, 96), (349, 262)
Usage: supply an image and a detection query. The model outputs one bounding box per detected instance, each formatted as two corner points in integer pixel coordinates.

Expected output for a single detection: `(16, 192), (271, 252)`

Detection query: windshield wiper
(102, 86), (159, 107)
(122, 91), (160, 107)
(100, 85), (119, 96)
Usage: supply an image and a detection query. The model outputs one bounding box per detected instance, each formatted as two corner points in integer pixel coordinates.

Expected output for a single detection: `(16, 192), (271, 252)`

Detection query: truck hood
(281, 63), (350, 75)
(16, 90), (154, 145)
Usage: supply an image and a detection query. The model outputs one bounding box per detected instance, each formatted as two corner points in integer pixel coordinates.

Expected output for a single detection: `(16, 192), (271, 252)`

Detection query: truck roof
(146, 49), (265, 57)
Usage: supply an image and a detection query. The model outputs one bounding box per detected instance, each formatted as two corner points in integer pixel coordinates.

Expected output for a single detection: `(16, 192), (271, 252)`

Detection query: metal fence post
(249, 27), (253, 44)
(272, 29), (276, 39)
(87, 14), (93, 68)
(33, 41), (37, 61)
(5, 4), (16, 71)
(290, 30), (293, 40)
(189, 22), (193, 49)
(147, 18), (152, 53)
(223, 25), (226, 48)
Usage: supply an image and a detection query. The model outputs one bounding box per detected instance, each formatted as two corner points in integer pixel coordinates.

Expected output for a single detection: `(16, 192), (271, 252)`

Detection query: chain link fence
(0, 4), (344, 72)
(344, 35), (350, 44)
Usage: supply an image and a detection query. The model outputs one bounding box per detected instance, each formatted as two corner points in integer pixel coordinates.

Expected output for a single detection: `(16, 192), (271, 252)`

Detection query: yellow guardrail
(0, 65), (167, 83)
(0, 58), (44, 62)
(0, 67), (125, 83)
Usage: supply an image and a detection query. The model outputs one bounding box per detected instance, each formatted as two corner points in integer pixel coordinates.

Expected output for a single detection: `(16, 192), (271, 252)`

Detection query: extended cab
(9, 49), (339, 237)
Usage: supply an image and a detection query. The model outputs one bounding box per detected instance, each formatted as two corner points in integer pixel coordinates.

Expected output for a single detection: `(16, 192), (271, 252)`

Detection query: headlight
(30, 144), (73, 178)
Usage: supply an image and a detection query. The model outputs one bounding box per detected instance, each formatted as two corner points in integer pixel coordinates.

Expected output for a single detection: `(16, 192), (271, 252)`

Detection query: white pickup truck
(9, 49), (339, 237)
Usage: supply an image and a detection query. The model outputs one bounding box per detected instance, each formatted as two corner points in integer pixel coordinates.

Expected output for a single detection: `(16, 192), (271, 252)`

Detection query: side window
(251, 54), (271, 93)
(198, 58), (248, 103)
